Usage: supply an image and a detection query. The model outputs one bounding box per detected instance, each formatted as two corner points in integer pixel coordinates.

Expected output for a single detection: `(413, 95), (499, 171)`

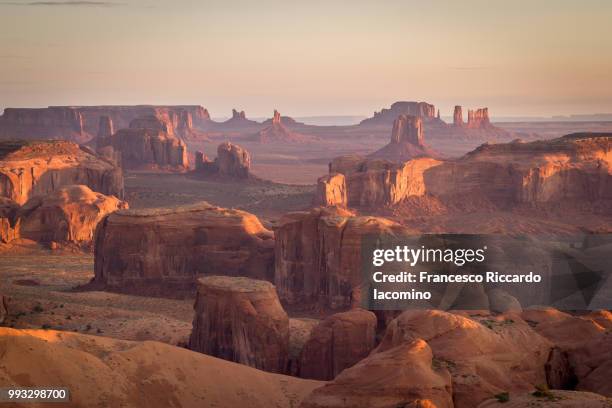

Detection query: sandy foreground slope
(0, 328), (322, 408)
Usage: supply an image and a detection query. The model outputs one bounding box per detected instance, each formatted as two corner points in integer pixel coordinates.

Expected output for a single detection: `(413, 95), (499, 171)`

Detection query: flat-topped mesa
(467, 107), (491, 128)
(453, 105), (464, 127)
(275, 207), (415, 309)
(97, 116), (114, 139)
(19, 184), (127, 247)
(0, 140), (124, 205)
(93, 202), (275, 295)
(189, 276), (289, 373)
(359, 101), (437, 126)
(390, 114), (424, 146)
(0, 107), (86, 143)
(96, 115), (188, 170)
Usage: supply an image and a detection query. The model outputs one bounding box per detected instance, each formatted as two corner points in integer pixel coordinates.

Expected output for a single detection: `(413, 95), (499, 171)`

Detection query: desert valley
(0, 100), (610, 407)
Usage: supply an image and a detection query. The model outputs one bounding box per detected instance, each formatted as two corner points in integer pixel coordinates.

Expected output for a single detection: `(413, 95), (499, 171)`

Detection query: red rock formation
(329, 156), (442, 207)
(217, 142), (251, 178)
(275, 207), (414, 309)
(0, 140), (124, 205)
(0, 107), (86, 143)
(96, 116), (189, 170)
(375, 310), (553, 407)
(250, 110), (316, 143)
(368, 115), (439, 162)
(299, 339), (453, 408)
(467, 107), (491, 128)
(313, 173), (347, 207)
(360, 101), (437, 126)
(0, 197), (19, 243)
(97, 116), (114, 139)
(0, 295), (7, 324)
(233, 109), (246, 120)
(19, 185), (127, 246)
(453, 105), (464, 127)
(93, 202), (274, 294)
(299, 308), (377, 380)
(189, 276), (289, 373)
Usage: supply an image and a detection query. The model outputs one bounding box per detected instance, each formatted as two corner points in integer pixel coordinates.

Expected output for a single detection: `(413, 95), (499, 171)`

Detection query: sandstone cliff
(194, 142), (252, 179)
(313, 173), (347, 207)
(0, 140), (124, 205)
(189, 276), (289, 373)
(0, 107), (86, 143)
(96, 115), (189, 170)
(275, 207), (414, 309)
(93, 202), (274, 294)
(453, 105), (464, 127)
(19, 185), (127, 246)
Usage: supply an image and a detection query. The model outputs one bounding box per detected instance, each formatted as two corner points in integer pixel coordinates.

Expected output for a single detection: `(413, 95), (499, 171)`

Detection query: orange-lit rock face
(19, 185), (127, 246)
(189, 276), (289, 373)
(299, 339), (453, 408)
(216, 142), (251, 178)
(299, 308), (377, 380)
(0, 140), (124, 205)
(97, 116), (189, 170)
(390, 114), (424, 146)
(274, 207), (413, 309)
(0, 197), (19, 243)
(314, 173), (347, 207)
(94, 202), (275, 293)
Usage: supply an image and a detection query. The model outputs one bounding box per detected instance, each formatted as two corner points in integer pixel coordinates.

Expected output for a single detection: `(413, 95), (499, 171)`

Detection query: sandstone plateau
(189, 276), (289, 373)
(0, 140), (124, 205)
(93, 202), (274, 294)
(0, 327), (321, 408)
(18, 185), (127, 247)
(194, 142), (252, 179)
(96, 115), (189, 170)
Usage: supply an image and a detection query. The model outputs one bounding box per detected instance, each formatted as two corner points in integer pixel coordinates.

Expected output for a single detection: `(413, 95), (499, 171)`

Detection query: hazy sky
(1, 0), (611, 118)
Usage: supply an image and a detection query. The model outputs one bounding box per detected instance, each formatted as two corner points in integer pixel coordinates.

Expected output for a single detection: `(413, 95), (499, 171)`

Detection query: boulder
(94, 202), (274, 294)
(0, 140), (124, 205)
(299, 308), (377, 380)
(299, 339), (453, 408)
(189, 276), (289, 373)
(313, 173), (347, 207)
(19, 185), (127, 246)
(375, 310), (553, 407)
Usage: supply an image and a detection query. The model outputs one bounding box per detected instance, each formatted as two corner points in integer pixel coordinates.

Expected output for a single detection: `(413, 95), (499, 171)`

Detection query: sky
(0, 0), (611, 118)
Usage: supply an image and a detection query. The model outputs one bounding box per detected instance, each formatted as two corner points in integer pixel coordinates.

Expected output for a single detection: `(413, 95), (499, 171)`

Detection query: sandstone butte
(321, 133), (611, 209)
(96, 115), (189, 170)
(93, 202), (274, 294)
(274, 206), (417, 309)
(250, 110), (317, 143)
(18, 185), (127, 247)
(0, 327), (322, 408)
(195, 141), (252, 179)
(189, 276), (289, 373)
(359, 101), (438, 125)
(368, 114), (440, 162)
(0, 140), (124, 205)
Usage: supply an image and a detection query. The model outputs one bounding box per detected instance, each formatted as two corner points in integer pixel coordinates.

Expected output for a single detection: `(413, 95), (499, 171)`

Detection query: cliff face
(274, 207), (413, 309)
(453, 105), (464, 127)
(0, 107), (86, 143)
(96, 116), (189, 170)
(314, 173), (347, 207)
(0, 140), (124, 205)
(467, 107), (491, 128)
(329, 156), (442, 207)
(19, 185), (127, 246)
(189, 276), (289, 373)
(368, 115), (439, 162)
(360, 101), (437, 126)
(216, 142), (251, 178)
(93, 202), (275, 294)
